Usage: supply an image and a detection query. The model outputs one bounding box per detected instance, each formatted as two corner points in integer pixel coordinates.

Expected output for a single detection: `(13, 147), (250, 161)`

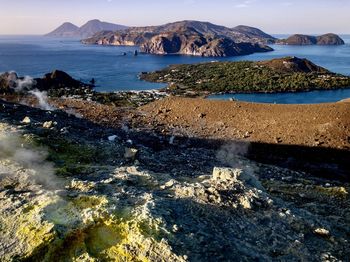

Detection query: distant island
(140, 56), (350, 94)
(45, 19), (128, 38)
(277, 33), (345, 45)
(82, 20), (276, 57)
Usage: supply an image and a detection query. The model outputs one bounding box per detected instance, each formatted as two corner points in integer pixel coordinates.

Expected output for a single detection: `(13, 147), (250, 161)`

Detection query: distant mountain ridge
(45, 19), (128, 38)
(104, 20), (277, 44)
(82, 20), (275, 57)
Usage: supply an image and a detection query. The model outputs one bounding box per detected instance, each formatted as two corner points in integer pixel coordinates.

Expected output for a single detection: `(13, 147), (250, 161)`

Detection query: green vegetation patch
(35, 137), (113, 176)
(141, 59), (350, 93)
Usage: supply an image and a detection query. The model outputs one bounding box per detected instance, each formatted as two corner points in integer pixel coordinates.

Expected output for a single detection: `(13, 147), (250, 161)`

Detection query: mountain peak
(87, 19), (101, 23)
(61, 22), (77, 26)
(45, 20), (128, 38)
(123, 20), (274, 44)
(45, 22), (79, 37)
(258, 56), (330, 73)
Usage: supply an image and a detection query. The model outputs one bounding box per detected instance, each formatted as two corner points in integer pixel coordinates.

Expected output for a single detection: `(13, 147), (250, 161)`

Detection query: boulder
(43, 121), (53, 129)
(21, 116), (31, 124)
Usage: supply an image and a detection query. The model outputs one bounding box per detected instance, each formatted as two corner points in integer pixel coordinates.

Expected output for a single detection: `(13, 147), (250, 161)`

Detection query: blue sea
(0, 34), (350, 104)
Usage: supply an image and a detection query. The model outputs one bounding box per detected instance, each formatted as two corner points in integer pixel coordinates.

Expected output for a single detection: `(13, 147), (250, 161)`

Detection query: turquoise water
(0, 35), (350, 103)
(208, 89), (350, 104)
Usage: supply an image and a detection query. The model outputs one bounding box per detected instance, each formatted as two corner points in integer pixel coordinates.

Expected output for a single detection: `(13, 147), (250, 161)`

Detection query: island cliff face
(277, 33), (345, 45)
(139, 28), (272, 57)
(82, 21), (275, 57)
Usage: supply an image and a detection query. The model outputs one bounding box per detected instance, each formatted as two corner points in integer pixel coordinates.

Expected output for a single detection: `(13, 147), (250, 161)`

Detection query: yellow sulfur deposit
(13, 194), (183, 261)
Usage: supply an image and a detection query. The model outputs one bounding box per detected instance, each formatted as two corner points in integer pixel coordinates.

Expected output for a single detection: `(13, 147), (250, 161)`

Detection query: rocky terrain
(0, 87), (349, 261)
(82, 20), (275, 57)
(141, 56), (350, 94)
(45, 19), (128, 38)
(0, 68), (349, 260)
(277, 33), (345, 45)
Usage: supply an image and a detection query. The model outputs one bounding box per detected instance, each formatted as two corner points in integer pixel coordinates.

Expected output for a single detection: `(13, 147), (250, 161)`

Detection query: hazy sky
(0, 0), (349, 34)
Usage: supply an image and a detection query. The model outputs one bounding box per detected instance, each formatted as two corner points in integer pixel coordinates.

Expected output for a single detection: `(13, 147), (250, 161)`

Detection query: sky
(0, 0), (349, 35)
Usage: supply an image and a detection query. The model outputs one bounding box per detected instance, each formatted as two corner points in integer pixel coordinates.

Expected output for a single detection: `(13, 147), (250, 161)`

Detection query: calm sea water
(0, 34), (350, 103)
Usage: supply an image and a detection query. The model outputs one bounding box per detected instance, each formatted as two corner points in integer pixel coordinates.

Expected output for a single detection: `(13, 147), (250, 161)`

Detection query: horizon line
(1, 33), (350, 36)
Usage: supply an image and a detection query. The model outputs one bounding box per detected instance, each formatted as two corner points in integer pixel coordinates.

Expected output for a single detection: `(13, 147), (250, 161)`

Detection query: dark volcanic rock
(0, 70), (93, 96)
(35, 70), (84, 91)
(278, 33), (345, 46)
(33, 70), (93, 96)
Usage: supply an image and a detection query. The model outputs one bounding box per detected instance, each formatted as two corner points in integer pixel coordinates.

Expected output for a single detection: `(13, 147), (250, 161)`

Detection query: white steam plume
(29, 89), (55, 111)
(4, 72), (55, 111)
(14, 75), (35, 92)
(216, 142), (250, 166)
(0, 133), (64, 190)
